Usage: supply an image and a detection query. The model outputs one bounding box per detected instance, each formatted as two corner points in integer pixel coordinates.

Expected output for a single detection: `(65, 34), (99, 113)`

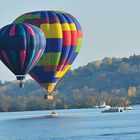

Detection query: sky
(0, 0), (140, 81)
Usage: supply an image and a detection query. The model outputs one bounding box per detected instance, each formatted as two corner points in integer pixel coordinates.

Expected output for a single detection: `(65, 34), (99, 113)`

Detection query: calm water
(0, 106), (140, 140)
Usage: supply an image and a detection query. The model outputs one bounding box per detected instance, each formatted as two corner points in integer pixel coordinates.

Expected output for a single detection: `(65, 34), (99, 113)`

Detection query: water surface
(0, 106), (140, 140)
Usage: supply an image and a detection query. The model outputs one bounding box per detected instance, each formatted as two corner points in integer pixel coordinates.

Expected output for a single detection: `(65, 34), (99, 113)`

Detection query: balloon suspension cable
(19, 80), (24, 88)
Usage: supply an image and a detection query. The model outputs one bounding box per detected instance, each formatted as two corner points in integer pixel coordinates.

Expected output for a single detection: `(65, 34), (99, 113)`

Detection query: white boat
(105, 105), (111, 109)
(124, 106), (132, 110)
(50, 111), (58, 118)
(93, 105), (99, 109)
(101, 107), (124, 113)
(95, 102), (111, 109)
(98, 102), (106, 108)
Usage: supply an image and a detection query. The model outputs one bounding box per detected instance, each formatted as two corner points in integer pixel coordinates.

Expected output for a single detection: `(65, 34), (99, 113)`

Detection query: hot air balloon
(0, 23), (46, 87)
(14, 11), (83, 99)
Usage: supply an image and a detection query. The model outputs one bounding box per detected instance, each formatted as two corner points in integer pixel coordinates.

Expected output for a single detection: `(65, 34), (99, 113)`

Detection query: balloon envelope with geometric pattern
(14, 11), (83, 92)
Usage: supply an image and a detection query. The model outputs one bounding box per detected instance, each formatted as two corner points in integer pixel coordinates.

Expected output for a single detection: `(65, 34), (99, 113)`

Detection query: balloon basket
(44, 94), (53, 100)
(19, 81), (24, 88)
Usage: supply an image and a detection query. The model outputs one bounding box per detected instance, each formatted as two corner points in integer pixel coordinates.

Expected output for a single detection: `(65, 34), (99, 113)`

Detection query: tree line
(0, 54), (140, 112)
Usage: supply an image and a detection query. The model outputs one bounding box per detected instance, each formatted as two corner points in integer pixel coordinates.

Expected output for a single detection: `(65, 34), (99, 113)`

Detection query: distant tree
(0, 95), (10, 112)
(128, 86), (137, 97)
(102, 57), (113, 65)
(1, 55), (140, 111)
(15, 96), (28, 111)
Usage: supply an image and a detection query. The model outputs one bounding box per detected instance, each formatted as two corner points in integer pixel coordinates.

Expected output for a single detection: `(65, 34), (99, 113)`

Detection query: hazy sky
(0, 0), (140, 81)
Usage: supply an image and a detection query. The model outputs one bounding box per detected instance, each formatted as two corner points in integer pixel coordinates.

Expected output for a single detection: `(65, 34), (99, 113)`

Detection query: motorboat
(124, 106), (132, 110)
(101, 107), (124, 113)
(98, 102), (106, 108)
(50, 111), (58, 118)
(94, 102), (111, 109)
(93, 105), (99, 109)
(105, 105), (111, 109)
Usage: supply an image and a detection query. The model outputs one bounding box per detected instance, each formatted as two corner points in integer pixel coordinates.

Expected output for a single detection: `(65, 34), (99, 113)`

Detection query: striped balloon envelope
(13, 11), (83, 93)
(0, 23), (46, 87)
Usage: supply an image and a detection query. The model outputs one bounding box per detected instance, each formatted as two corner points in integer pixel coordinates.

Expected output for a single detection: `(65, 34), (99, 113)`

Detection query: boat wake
(101, 131), (140, 136)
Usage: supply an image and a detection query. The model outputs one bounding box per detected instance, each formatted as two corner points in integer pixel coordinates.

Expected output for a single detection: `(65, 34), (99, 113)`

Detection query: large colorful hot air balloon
(14, 11), (83, 97)
(0, 23), (46, 87)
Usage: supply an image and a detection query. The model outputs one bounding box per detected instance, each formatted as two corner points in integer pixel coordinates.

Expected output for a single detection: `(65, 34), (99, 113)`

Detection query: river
(0, 105), (140, 140)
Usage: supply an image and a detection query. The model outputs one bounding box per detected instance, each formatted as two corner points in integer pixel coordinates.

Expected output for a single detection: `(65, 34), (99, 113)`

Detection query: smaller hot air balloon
(0, 23), (46, 87)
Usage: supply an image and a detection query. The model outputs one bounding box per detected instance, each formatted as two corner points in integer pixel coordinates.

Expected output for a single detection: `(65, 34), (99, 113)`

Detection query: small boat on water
(124, 106), (132, 110)
(94, 102), (111, 109)
(93, 105), (99, 109)
(101, 107), (124, 113)
(50, 111), (58, 118)
(98, 102), (107, 108)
